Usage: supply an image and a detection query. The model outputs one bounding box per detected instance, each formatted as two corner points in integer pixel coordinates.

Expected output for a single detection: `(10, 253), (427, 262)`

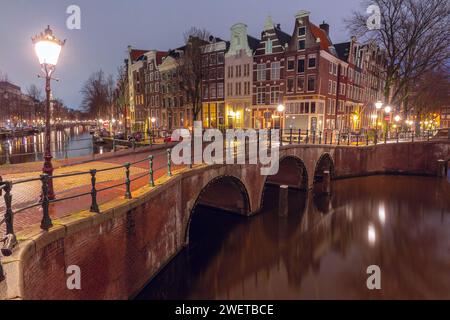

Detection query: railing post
(337, 131), (341, 146)
(3, 181), (14, 235)
(411, 130), (414, 143)
(167, 149), (172, 177)
(298, 129), (301, 144)
(347, 133), (350, 146)
(356, 135), (359, 147)
(384, 129), (387, 144)
(268, 128), (272, 148)
(324, 132), (328, 145)
(427, 130), (430, 141)
(40, 174), (53, 230)
(124, 163), (132, 199)
(330, 132), (333, 145)
(319, 131), (322, 144)
(148, 155), (155, 187)
(89, 169), (99, 213)
(289, 128), (293, 145)
(396, 129), (399, 143)
(306, 130), (309, 144)
(366, 134), (369, 146)
(312, 131), (316, 144)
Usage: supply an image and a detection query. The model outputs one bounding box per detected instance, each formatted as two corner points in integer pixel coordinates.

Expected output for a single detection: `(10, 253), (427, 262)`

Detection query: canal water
(0, 125), (111, 165)
(136, 175), (450, 300)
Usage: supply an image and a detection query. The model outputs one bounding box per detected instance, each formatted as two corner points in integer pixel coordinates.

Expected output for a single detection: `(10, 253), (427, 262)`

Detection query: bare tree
(27, 84), (44, 120)
(411, 66), (450, 121)
(114, 64), (129, 135)
(347, 0), (450, 112)
(80, 70), (113, 119)
(177, 27), (211, 121)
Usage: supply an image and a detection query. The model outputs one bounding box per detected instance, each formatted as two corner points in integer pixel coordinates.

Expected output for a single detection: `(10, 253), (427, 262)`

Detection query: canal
(0, 125), (111, 165)
(136, 175), (450, 300)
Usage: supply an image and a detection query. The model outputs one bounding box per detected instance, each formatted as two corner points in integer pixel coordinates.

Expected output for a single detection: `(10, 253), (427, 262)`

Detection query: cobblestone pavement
(0, 149), (183, 233)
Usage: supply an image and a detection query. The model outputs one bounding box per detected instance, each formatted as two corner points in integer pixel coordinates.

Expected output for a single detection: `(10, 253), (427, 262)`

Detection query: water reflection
(136, 175), (450, 300)
(0, 125), (111, 164)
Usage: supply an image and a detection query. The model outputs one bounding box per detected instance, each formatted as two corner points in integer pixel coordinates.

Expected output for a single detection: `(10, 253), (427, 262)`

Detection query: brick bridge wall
(0, 141), (448, 299)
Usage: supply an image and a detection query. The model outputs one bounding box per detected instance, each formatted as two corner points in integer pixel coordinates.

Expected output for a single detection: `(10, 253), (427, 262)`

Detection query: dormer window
(298, 27), (306, 37)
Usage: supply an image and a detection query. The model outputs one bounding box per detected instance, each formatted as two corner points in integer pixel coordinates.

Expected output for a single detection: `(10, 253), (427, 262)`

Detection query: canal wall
(0, 141), (448, 299)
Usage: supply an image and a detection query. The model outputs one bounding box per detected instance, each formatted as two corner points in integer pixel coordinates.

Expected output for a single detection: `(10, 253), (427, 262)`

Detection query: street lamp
(277, 104), (285, 129)
(375, 101), (383, 110)
(32, 26), (65, 201)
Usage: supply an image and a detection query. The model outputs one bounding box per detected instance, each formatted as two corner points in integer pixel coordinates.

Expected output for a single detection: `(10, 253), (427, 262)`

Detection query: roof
(155, 51), (168, 65)
(274, 27), (292, 47)
(130, 49), (149, 61)
(309, 23), (333, 52)
(247, 35), (260, 51)
(334, 42), (351, 61)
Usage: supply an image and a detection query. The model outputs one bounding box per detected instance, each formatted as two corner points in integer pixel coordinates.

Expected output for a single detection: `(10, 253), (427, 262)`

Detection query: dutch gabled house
(252, 16), (291, 129)
(224, 23), (260, 129)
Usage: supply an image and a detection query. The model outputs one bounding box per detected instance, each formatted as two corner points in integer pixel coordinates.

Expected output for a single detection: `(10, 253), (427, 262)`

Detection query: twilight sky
(0, 0), (365, 110)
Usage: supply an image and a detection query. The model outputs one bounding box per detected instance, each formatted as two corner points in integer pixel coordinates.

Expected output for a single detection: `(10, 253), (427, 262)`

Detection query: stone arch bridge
(0, 141), (448, 299)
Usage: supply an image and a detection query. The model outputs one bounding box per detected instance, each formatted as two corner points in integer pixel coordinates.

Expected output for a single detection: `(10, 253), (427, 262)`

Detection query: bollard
(337, 131), (340, 145)
(427, 130), (430, 141)
(167, 149), (172, 177)
(298, 129), (301, 144)
(268, 129), (272, 148)
(347, 133), (350, 146)
(384, 130), (387, 144)
(278, 185), (289, 217)
(366, 134), (369, 146)
(323, 170), (331, 195)
(324, 132), (328, 145)
(437, 159), (446, 178)
(356, 135), (359, 147)
(306, 130), (309, 144)
(89, 169), (99, 213)
(289, 129), (293, 144)
(319, 131), (322, 144)
(330, 132), (333, 145)
(124, 163), (132, 199)
(396, 129), (399, 143)
(312, 131), (316, 144)
(40, 174), (53, 230)
(279, 129), (283, 147)
(148, 155), (155, 187)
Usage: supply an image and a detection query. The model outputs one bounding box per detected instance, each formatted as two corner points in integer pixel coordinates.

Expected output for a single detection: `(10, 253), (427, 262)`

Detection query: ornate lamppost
(32, 26), (65, 200)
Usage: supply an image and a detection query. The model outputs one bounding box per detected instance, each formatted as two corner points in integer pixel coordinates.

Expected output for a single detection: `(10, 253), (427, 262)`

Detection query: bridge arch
(313, 153), (335, 193)
(184, 175), (251, 244)
(265, 155), (309, 190)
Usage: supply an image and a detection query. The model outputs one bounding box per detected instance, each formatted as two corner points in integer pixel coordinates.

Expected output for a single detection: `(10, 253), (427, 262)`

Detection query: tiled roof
(309, 23), (333, 52)
(274, 28), (292, 47)
(130, 49), (149, 61)
(247, 35), (260, 51)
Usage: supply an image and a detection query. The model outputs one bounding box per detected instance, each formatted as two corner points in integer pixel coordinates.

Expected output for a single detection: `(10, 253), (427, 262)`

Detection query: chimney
(319, 21), (329, 36)
(276, 23), (281, 30)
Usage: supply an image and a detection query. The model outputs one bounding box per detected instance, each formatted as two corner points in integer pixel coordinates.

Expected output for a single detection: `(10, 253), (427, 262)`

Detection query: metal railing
(0, 127), (446, 257)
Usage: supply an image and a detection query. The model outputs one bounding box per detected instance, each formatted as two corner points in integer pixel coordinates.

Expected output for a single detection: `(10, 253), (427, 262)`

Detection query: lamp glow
(277, 104), (285, 112)
(32, 26), (65, 66)
(384, 106), (392, 113)
(375, 101), (383, 109)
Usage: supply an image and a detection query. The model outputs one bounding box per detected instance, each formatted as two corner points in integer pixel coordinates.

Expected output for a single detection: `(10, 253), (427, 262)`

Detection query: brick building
(252, 16), (291, 129)
(201, 37), (228, 129)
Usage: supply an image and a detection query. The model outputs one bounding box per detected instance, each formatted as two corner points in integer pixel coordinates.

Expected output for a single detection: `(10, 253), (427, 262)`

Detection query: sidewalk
(0, 148), (183, 233)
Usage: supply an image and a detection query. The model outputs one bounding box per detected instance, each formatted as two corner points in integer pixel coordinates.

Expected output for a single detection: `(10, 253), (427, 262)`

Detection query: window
(217, 83), (224, 98)
(210, 68), (216, 80)
(244, 64), (250, 77)
(265, 39), (273, 54)
(333, 63), (338, 76)
(210, 83), (216, 98)
(308, 55), (316, 69)
(287, 58), (295, 71)
(257, 63), (266, 81)
(307, 76), (316, 92)
(217, 67), (224, 79)
(297, 77), (305, 92)
(332, 81), (337, 95)
(210, 53), (216, 65)
(202, 55), (209, 66)
(256, 87), (265, 104)
(203, 85), (208, 99)
(155, 83), (159, 92)
(297, 58), (305, 73)
(298, 40), (305, 50)
(287, 78), (294, 92)
(270, 86), (280, 104)
(329, 62), (333, 74)
(271, 62), (280, 80)
(298, 27), (306, 37)
(328, 80), (333, 94)
(310, 102), (316, 114)
(217, 52), (224, 64)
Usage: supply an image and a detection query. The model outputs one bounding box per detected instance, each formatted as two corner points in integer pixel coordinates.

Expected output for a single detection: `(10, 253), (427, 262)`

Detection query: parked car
(128, 131), (143, 142)
(114, 132), (125, 140)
